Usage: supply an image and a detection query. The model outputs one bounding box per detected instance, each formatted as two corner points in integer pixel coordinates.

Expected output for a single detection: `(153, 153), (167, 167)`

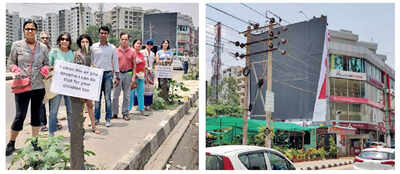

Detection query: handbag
(11, 42), (36, 94)
(131, 80), (138, 90)
(145, 54), (155, 85)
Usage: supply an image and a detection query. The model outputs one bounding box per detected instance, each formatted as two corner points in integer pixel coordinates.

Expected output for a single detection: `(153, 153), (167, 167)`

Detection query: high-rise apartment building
(6, 10), (21, 44)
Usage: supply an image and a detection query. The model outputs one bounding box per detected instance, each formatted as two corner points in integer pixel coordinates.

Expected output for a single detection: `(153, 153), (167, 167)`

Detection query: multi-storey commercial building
(110, 6), (143, 38)
(143, 12), (195, 55)
(326, 29), (395, 147)
(177, 13), (195, 55)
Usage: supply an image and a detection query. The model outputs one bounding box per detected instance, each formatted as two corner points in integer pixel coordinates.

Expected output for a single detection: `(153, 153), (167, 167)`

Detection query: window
(334, 78), (347, 96)
(206, 155), (224, 170)
(349, 104), (361, 121)
(238, 152), (267, 170)
(349, 57), (363, 72)
(266, 151), (296, 170)
(336, 102), (348, 120)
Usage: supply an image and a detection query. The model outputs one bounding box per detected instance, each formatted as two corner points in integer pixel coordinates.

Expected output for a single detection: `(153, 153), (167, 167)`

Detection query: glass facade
(329, 78), (365, 97)
(365, 83), (384, 104)
(329, 103), (383, 122)
(365, 61), (382, 83)
(330, 54), (365, 73)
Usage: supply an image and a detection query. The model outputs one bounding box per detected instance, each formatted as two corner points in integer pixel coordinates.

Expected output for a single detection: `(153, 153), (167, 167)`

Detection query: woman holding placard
(6, 20), (50, 156)
(48, 32), (74, 137)
(155, 40), (174, 102)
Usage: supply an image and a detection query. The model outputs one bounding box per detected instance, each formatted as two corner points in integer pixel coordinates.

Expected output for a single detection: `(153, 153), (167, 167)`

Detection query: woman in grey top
(74, 34), (100, 134)
(6, 20), (49, 156)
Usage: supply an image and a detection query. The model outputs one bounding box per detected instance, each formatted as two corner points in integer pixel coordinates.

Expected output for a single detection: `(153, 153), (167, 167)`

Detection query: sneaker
(95, 120), (100, 125)
(112, 115), (118, 119)
(105, 120), (112, 127)
(6, 142), (15, 156)
(31, 139), (42, 152)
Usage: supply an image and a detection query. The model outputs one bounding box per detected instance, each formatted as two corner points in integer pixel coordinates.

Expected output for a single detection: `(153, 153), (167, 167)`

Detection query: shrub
(9, 135), (96, 170)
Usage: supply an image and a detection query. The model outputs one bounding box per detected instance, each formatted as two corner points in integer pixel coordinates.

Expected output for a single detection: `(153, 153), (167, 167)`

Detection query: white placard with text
(156, 65), (173, 79)
(51, 60), (103, 101)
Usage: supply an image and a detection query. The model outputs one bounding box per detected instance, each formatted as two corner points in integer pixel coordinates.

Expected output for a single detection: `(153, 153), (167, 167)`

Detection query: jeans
(39, 103), (47, 126)
(95, 72), (113, 121)
(11, 89), (45, 131)
(112, 71), (132, 116)
(183, 61), (189, 74)
(49, 95), (72, 135)
(129, 78), (145, 111)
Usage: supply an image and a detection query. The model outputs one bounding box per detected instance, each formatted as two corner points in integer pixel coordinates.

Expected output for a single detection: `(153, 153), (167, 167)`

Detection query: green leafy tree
(85, 25), (100, 43)
(221, 76), (240, 106)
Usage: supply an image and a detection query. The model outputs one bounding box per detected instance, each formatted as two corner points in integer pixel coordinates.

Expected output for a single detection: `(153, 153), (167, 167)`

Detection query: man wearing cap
(140, 39), (156, 110)
(112, 32), (134, 121)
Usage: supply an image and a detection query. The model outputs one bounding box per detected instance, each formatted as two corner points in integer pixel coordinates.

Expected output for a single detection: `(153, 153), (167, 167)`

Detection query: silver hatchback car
(353, 147), (395, 170)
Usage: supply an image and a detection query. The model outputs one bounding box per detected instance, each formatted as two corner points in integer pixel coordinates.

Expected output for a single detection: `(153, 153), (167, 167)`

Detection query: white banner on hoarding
(51, 60), (103, 101)
(329, 69), (366, 80)
(313, 29), (329, 122)
(156, 65), (173, 79)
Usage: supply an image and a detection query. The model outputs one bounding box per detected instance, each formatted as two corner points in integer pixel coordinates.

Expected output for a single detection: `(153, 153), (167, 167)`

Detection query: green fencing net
(206, 116), (329, 145)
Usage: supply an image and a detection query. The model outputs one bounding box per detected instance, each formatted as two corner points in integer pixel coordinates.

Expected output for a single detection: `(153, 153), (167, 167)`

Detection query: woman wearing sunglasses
(6, 20), (49, 156)
(47, 32), (75, 137)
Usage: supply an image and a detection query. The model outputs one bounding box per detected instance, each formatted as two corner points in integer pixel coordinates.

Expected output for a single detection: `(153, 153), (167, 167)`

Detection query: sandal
(123, 115), (131, 121)
(92, 127), (100, 134)
(40, 126), (48, 132)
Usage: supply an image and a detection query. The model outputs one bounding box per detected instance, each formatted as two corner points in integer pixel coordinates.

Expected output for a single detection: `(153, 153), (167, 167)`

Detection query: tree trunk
(70, 97), (85, 170)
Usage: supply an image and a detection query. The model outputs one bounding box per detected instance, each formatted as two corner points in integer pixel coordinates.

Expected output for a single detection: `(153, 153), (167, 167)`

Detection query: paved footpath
(6, 70), (199, 170)
(294, 157), (354, 170)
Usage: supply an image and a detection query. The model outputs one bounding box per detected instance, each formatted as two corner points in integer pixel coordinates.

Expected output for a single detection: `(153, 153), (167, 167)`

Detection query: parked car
(353, 147), (395, 170)
(368, 142), (388, 148)
(172, 56), (183, 70)
(206, 145), (296, 170)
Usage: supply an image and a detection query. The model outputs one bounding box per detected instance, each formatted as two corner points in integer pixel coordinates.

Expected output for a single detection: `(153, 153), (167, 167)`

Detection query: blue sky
(206, 3), (395, 79)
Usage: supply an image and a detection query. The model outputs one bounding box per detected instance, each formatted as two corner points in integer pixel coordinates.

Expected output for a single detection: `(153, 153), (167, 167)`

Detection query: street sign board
(51, 60), (103, 101)
(264, 91), (274, 112)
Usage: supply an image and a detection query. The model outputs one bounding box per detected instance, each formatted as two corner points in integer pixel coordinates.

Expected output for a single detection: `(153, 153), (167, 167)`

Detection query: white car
(172, 56), (183, 70)
(206, 145), (296, 170)
(353, 147), (395, 170)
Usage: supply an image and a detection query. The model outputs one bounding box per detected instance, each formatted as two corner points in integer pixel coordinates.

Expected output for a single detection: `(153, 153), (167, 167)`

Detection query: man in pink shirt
(112, 33), (134, 120)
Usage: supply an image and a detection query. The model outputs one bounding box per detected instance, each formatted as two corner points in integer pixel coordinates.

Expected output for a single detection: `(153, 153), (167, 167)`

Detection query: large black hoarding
(143, 13), (177, 49)
(249, 16), (327, 120)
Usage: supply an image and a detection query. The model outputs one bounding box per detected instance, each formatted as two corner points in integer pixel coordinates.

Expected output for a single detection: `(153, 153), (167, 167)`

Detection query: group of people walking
(6, 20), (175, 156)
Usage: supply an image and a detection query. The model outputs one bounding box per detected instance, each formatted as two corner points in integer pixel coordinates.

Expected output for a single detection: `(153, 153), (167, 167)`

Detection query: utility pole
(70, 2), (86, 170)
(265, 19), (274, 148)
(216, 22), (221, 102)
(149, 23), (153, 39)
(242, 25), (252, 145)
(233, 17), (287, 148)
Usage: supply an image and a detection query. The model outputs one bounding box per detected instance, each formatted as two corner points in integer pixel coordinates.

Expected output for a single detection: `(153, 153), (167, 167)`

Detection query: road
(6, 69), (199, 169)
(323, 164), (353, 170)
(165, 108), (199, 170)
